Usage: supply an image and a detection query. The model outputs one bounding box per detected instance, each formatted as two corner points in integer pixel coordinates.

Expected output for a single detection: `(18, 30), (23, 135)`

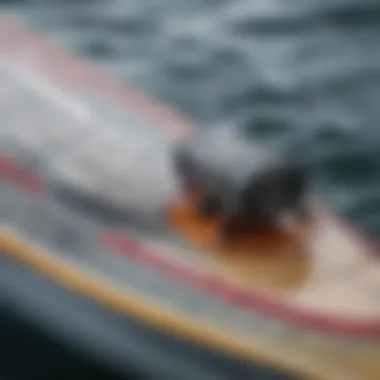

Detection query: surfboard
(1, 17), (380, 380)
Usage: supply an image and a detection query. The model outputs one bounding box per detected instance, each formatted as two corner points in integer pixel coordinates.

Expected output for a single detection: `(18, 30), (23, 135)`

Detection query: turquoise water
(2, 0), (380, 238)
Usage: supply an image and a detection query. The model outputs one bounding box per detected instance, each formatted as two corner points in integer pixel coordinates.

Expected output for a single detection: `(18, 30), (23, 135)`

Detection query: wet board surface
(1, 17), (380, 380)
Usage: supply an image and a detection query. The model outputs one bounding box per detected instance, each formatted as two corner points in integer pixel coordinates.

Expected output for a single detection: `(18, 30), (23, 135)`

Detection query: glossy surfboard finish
(0, 17), (379, 380)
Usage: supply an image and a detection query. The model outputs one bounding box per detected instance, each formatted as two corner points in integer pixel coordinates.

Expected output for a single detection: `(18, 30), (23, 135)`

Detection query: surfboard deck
(0, 16), (380, 380)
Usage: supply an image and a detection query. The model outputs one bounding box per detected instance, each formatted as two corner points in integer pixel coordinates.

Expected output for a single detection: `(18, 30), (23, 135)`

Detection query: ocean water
(2, 0), (380, 238)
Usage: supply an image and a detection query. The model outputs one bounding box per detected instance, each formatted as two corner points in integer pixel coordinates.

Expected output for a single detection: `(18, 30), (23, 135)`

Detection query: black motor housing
(173, 130), (308, 232)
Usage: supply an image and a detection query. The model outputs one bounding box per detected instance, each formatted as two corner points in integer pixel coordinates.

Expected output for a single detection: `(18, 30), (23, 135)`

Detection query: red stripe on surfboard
(0, 157), (45, 195)
(101, 229), (380, 338)
(0, 18), (192, 135)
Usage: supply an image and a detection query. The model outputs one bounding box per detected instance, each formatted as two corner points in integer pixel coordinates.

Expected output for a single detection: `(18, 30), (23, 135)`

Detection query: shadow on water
(0, 310), (117, 380)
